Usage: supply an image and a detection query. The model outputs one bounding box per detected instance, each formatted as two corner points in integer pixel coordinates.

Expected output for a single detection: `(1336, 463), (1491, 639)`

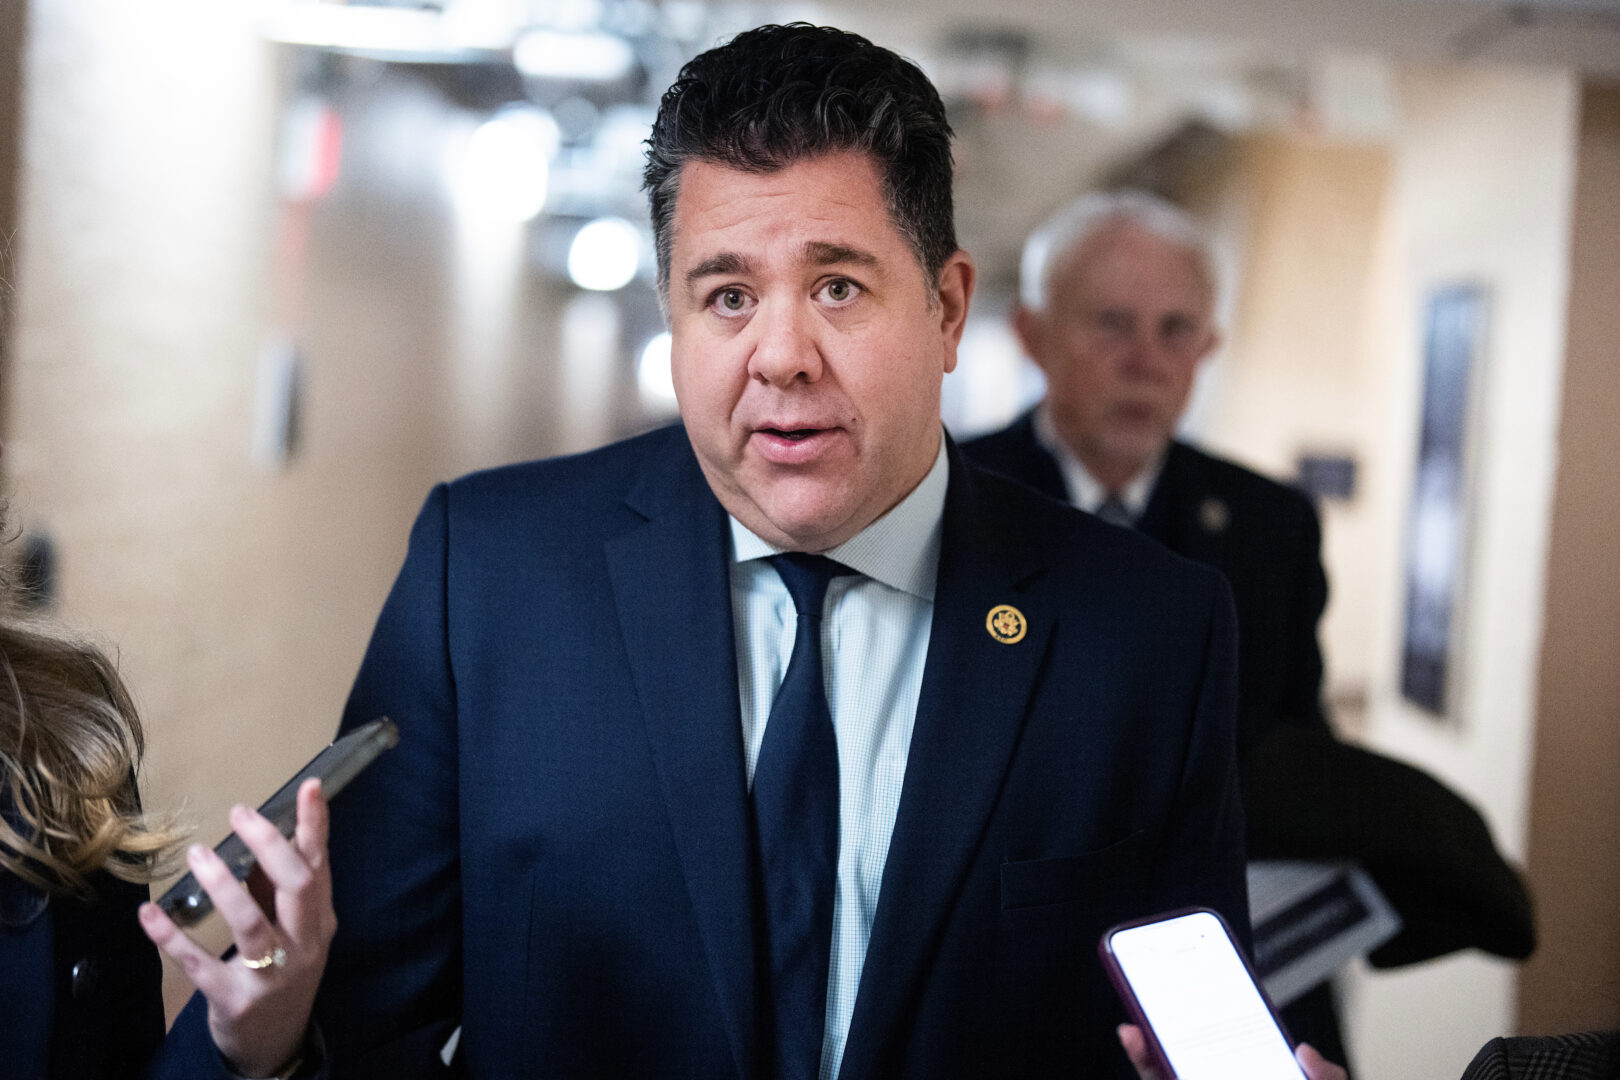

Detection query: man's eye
(711, 288), (751, 315)
(822, 279), (858, 303)
(1095, 311), (1134, 336)
(1162, 317), (1199, 343)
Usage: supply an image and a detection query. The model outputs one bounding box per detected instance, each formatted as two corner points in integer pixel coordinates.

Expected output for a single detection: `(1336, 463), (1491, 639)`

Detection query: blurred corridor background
(1, 1), (1618, 1075)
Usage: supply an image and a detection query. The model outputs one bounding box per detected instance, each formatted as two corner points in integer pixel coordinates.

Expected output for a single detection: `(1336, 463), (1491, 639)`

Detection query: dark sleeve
(143, 993), (242, 1080)
(1148, 571), (1252, 952)
(313, 485), (463, 1077)
(1279, 491), (1330, 735)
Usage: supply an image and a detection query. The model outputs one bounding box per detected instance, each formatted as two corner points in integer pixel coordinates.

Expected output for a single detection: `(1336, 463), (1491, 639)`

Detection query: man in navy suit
(961, 191), (1344, 1062)
(314, 26), (1250, 1080)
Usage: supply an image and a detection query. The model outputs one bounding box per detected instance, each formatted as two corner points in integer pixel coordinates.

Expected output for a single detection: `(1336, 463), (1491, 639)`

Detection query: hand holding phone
(139, 718), (397, 1076)
(157, 717), (398, 926)
(1101, 908), (1330, 1080)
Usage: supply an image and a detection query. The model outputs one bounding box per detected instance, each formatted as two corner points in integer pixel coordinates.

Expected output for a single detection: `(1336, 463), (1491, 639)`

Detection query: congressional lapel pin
(986, 604), (1027, 645)
(1199, 497), (1230, 534)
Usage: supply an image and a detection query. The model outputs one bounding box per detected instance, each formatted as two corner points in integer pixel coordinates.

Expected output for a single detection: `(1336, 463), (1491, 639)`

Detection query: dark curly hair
(643, 23), (957, 298)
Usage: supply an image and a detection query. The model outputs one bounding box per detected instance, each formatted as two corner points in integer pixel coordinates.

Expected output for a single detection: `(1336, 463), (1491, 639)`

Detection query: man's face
(668, 151), (974, 552)
(1015, 221), (1218, 489)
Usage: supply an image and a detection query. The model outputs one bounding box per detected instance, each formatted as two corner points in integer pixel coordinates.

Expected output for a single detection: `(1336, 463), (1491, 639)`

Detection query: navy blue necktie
(1096, 493), (1134, 528)
(754, 553), (853, 1080)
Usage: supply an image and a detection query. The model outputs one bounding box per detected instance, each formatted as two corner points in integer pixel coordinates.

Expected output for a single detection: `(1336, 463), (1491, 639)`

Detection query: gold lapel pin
(1199, 497), (1230, 534)
(986, 604), (1027, 645)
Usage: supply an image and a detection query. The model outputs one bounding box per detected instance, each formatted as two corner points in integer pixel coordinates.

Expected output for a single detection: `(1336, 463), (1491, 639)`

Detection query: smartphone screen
(156, 717), (398, 926)
(1102, 909), (1306, 1080)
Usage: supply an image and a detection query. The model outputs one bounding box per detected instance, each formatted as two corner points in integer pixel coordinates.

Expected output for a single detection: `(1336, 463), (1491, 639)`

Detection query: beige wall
(1195, 133), (1392, 723)
(1347, 66), (1578, 1077)
(1189, 66), (1584, 1078)
(1518, 81), (1620, 1035)
(5, 0), (599, 1016)
(0, 0), (23, 394)
(9, 0), (313, 1011)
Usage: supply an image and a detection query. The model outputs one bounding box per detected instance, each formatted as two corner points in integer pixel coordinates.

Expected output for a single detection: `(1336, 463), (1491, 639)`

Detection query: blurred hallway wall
(1170, 63), (1590, 1076)
(1520, 80), (1620, 1037)
(5, 0), (333, 1015)
(4, 0), (666, 1017)
(1192, 132), (1393, 718)
(1347, 64), (1579, 1077)
(0, 0), (23, 363)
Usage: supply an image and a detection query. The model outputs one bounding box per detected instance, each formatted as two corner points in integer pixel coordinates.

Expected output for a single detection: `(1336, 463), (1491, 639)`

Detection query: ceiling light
(514, 29), (636, 82)
(567, 217), (642, 291)
(455, 113), (552, 222)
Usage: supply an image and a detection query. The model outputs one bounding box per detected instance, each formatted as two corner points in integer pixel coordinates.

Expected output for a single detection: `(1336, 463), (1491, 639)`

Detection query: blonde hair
(0, 534), (183, 896)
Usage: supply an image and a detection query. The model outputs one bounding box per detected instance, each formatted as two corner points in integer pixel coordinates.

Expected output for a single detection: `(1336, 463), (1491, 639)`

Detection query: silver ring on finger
(240, 946), (288, 971)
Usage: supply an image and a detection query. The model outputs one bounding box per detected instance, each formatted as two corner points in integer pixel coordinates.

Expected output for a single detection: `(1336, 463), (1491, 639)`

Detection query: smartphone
(1099, 907), (1306, 1080)
(156, 717), (399, 927)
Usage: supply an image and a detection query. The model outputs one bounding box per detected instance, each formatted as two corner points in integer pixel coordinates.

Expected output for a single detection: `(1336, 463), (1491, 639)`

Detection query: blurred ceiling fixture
(454, 107), (557, 222)
(567, 216), (643, 291)
(514, 28), (637, 81)
(265, 2), (503, 62)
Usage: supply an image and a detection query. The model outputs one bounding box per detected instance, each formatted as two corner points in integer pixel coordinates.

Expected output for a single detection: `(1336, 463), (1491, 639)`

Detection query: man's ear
(1011, 304), (1050, 376)
(938, 250), (976, 375)
(1196, 327), (1223, 367)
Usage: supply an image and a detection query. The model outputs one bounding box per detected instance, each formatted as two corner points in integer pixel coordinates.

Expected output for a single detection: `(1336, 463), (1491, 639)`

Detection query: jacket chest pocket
(999, 829), (1145, 912)
(992, 831), (1149, 1075)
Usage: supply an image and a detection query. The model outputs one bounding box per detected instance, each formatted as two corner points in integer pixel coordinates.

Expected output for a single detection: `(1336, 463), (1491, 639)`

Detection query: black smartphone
(156, 718), (399, 927)
(1099, 907), (1307, 1080)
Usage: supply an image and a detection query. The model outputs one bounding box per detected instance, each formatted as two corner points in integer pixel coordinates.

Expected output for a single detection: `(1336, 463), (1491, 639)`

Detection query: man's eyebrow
(803, 241), (879, 268)
(684, 252), (753, 287)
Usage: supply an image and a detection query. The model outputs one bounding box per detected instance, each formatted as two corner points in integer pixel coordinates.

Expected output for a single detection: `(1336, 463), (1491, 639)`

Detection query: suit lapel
(604, 432), (759, 1080)
(1003, 411), (1069, 503)
(837, 446), (1054, 1080)
(1141, 442), (1208, 559)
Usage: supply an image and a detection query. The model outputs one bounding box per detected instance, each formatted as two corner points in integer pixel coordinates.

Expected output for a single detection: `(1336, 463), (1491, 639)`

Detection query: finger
(1295, 1043), (1349, 1080)
(138, 901), (236, 1001)
(230, 803), (311, 895)
(186, 841), (282, 965)
(1117, 1024), (1164, 1080)
(228, 802), (323, 944)
(294, 778), (329, 869)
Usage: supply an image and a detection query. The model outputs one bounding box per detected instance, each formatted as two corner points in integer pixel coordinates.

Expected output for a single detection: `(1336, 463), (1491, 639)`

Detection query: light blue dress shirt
(728, 436), (948, 1080)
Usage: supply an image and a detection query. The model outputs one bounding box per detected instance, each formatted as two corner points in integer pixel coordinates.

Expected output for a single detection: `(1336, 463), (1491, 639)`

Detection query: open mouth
(761, 427), (823, 441)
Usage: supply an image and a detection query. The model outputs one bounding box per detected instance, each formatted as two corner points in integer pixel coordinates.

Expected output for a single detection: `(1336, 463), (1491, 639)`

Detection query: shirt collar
(1032, 402), (1161, 518)
(729, 433), (948, 602)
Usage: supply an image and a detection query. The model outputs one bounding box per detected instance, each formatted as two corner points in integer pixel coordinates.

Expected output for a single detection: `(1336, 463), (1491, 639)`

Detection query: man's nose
(748, 299), (824, 385)
(1120, 325), (1177, 381)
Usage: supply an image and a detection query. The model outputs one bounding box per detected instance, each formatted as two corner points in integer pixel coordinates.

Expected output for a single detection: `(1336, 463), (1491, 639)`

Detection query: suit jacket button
(71, 958), (101, 1002)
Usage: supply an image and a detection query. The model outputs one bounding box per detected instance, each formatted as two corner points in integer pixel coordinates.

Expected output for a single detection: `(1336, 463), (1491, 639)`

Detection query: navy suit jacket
(962, 411), (1330, 758)
(315, 424), (1247, 1079)
(961, 412), (1351, 1060)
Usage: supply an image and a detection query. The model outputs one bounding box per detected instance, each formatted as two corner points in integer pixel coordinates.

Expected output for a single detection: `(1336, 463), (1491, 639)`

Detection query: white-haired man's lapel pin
(1199, 497), (1230, 534)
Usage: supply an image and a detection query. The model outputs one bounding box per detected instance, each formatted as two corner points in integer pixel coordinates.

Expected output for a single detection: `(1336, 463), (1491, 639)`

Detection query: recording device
(1100, 907), (1307, 1080)
(156, 718), (398, 927)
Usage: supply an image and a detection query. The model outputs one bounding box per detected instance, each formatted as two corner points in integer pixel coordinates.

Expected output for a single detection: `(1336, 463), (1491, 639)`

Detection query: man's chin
(737, 495), (866, 554)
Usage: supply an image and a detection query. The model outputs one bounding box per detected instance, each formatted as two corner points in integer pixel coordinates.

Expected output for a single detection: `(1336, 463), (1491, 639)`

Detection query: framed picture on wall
(1399, 283), (1490, 719)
